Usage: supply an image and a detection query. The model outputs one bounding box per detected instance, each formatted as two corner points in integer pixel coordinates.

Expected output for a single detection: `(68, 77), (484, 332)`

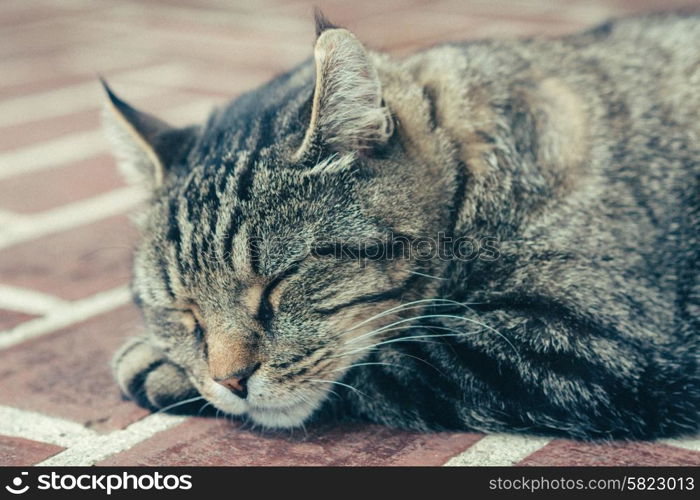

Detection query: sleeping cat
(105, 11), (699, 439)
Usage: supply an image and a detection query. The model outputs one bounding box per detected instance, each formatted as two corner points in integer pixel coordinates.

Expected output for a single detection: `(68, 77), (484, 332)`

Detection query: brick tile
(143, 62), (277, 99)
(0, 305), (150, 431)
(0, 215), (138, 301)
(104, 4), (303, 40)
(0, 155), (124, 214)
(0, 435), (64, 466)
(0, 89), (207, 151)
(349, 10), (492, 51)
(518, 440), (700, 466)
(0, 51), (159, 101)
(0, 108), (97, 152)
(0, 44), (158, 100)
(264, 0), (427, 25)
(612, 0), (700, 14)
(431, 0), (610, 22)
(269, 1), (585, 53)
(0, 1), (85, 30)
(0, 310), (39, 331)
(0, 73), (92, 102)
(0, 19), (113, 60)
(105, 19), (310, 73)
(100, 418), (482, 466)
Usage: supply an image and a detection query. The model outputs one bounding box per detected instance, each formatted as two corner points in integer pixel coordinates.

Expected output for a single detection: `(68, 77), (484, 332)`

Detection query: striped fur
(107, 13), (699, 438)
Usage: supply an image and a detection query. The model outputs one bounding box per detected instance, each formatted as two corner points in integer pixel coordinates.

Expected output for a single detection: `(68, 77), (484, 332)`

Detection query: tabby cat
(105, 12), (699, 439)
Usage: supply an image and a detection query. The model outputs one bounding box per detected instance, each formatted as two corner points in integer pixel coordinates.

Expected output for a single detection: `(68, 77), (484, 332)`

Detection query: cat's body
(108, 12), (699, 439)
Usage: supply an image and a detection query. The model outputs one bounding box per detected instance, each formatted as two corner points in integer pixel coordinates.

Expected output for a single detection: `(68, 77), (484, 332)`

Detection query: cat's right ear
(294, 11), (393, 160)
(101, 79), (197, 188)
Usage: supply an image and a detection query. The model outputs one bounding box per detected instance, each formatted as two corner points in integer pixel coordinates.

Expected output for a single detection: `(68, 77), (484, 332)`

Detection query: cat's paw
(112, 336), (199, 411)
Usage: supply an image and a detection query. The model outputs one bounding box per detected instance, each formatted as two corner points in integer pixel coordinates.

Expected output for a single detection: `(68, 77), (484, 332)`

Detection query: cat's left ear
(295, 12), (393, 159)
(101, 80), (198, 188)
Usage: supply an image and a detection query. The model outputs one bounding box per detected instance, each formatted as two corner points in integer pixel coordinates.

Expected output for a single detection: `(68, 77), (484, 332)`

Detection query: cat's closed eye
(251, 264), (300, 326)
(312, 241), (404, 261)
(257, 275), (285, 326)
(170, 306), (206, 342)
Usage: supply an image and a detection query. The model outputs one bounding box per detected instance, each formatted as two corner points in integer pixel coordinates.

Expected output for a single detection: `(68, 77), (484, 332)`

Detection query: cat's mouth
(203, 380), (248, 414)
(200, 379), (323, 428)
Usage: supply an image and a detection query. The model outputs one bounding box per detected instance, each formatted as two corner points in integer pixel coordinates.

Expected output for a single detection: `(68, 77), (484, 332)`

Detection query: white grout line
(0, 208), (24, 228)
(37, 414), (187, 466)
(660, 437), (700, 452)
(0, 405), (98, 448)
(0, 63), (190, 128)
(0, 185), (146, 250)
(1, 45), (156, 89)
(0, 130), (107, 180)
(110, 0), (304, 31)
(0, 284), (69, 315)
(443, 434), (552, 466)
(0, 98), (216, 181)
(0, 285), (132, 350)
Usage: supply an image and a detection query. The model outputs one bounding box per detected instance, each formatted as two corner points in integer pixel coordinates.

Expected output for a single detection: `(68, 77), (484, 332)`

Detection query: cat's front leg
(112, 335), (199, 411)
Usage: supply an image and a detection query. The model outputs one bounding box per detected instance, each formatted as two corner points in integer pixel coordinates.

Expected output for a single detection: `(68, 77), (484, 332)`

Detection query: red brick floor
(1, 0), (699, 467)
(0, 436), (64, 466)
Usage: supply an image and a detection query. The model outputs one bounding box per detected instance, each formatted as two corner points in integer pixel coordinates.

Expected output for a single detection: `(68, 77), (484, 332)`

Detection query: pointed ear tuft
(314, 8), (340, 37)
(295, 27), (393, 160)
(101, 79), (197, 189)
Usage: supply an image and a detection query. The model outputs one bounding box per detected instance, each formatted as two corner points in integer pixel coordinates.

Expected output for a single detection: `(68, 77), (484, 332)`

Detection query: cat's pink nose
(218, 377), (247, 397)
(214, 363), (260, 399)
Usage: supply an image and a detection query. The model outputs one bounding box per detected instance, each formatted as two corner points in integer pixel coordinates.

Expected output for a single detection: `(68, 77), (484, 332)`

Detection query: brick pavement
(1, 0), (699, 466)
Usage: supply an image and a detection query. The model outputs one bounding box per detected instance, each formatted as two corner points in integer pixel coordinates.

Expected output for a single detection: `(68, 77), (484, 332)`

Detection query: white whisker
(341, 332), (483, 358)
(345, 312), (469, 345)
(327, 361), (398, 373)
(340, 323), (480, 351)
(345, 312), (519, 357)
(341, 298), (475, 335)
(308, 378), (370, 399)
(198, 401), (213, 415)
(153, 395), (205, 415)
(407, 270), (447, 280)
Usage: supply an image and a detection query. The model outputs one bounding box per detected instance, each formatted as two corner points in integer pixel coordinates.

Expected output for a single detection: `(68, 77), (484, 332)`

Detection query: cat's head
(103, 13), (457, 427)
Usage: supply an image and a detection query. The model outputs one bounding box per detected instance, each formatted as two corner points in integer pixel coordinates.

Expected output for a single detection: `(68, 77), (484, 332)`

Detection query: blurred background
(1, 0), (700, 467)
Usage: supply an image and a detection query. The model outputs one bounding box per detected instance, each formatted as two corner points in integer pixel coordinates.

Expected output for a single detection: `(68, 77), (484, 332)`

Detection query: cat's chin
(245, 402), (317, 428)
(207, 399), (315, 429)
(202, 380), (318, 428)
